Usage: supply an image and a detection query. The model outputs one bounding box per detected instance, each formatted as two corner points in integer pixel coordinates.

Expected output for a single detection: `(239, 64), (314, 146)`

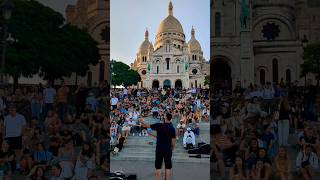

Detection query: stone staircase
(111, 116), (210, 164)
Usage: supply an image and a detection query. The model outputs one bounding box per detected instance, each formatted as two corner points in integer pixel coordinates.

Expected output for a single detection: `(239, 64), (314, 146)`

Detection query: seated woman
(44, 111), (61, 136)
(27, 165), (46, 180)
(33, 142), (54, 166)
(19, 149), (34, 175)
(250, 160), (269, 180)
(58, 139), (76, 179)
(0, 141), (16, 173)
(296, 145), (319, 180)
(176, 120), (186, 140)
(121, 119), (131, 142)
(274, 147), (292, 180)
(229, 156), (247, 180)
(256, 148), (272, 179)
(0, 152), (11, 179)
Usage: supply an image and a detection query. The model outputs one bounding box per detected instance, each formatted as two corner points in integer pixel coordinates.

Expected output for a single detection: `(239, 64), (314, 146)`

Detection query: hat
(187, 127), (191, 131)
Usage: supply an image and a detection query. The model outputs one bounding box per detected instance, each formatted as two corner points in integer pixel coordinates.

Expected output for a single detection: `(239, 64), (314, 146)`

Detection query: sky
(111, 0), (210, 65)
(37, 0), (76, 16)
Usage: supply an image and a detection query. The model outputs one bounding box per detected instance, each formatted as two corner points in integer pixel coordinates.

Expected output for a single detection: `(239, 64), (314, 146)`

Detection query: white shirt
(132, 111), (140, 120)
(4, 113), (26, 137)
(43, 88), (56, 104)
(123, 88), (128, 95)
(183, 131), (196, 146)
(263, 88), (274, 100)
(111, 97), (118, 106)
(73, 159), (94, 180)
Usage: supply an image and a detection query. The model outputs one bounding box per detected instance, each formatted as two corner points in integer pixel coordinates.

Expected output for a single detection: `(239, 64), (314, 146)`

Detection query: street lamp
(1, 0), (14, 85)
(110, 59), (114, 89)
(301, 35), (309, 87)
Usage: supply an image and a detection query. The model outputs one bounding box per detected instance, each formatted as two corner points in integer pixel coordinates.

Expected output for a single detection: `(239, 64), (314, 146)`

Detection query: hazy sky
(37, 0), (76, 16)
(111, 0), (210, 65)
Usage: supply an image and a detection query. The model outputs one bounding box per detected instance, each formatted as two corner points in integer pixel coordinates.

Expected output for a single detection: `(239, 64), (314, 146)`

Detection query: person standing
(56, 81), (69, 122)
(111, 94), (119, 110)
(75, 83), (88, 117)
(278, 95), (290, 146)
(43, 83), (56, 117)
(140, 113), (176, 180)
(4, 105), (26, 158)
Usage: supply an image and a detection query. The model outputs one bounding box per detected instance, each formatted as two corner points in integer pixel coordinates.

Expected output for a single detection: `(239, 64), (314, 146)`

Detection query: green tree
(112, 61), (141, 87)
(300, 43), (320, 87)
(204, 75), (210, 86)
(2, 0), (99, 85)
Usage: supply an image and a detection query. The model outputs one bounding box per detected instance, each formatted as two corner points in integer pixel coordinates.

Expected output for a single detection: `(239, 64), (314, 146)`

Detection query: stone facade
(65, 0), (109, 86)
(132, 1), (209, 89)
(210, 0), (320, 89)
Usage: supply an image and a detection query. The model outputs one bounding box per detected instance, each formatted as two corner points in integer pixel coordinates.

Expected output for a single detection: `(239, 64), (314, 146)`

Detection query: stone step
(121, 147), (188, 153)
(111, 154), (210, 163)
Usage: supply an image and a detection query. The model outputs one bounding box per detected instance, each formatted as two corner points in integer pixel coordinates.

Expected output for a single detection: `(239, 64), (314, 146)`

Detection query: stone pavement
(111, 116), (210, 179)
(111, 161), (210, 180)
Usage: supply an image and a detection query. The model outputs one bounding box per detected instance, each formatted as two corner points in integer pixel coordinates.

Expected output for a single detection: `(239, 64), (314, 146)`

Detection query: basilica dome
(139, 30), (153, 54)
(154, 1), (185, 49)
(188, 27), (202, 52)
(156, 15), (184, 35)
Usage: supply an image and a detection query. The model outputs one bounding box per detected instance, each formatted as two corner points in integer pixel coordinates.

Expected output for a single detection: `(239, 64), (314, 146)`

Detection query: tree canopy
(300, 43), (320, 86)
(112, 61), (141, 87)
(1, 0), (100, 83)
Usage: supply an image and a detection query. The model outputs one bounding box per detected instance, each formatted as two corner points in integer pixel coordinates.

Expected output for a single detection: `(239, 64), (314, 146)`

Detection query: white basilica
(131, 1), (209, 89)
(211, 0), (320, 89)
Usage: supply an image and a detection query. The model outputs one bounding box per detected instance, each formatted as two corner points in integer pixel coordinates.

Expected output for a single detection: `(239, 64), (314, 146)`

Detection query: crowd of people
(0, 81), (109, 179)
(211, 79), (319, 180)
(110, 87), (210, 154)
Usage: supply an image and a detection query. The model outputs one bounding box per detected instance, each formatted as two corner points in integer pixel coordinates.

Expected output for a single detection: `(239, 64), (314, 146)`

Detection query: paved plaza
(111, 116), (210, 180)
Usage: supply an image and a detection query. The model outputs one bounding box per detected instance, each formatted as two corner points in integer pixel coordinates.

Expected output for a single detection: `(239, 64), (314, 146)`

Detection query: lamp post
(0, 0), (14, 85)
(302, 35), (309, 87)
(110, 59), (114, 89)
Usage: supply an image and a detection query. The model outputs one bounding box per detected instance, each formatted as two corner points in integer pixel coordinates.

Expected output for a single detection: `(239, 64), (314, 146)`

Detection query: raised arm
(139, 118), (151, 128)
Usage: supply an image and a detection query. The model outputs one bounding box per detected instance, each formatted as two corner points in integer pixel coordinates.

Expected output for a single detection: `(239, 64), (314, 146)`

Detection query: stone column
(240, 30), (254, 88)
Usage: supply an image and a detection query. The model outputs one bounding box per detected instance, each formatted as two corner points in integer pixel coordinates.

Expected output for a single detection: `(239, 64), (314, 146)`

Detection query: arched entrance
(211, 58), (232, 92)
(163, 79), (171, 89)
(152, 80), (159, 89)
(175, 79), (182, 90)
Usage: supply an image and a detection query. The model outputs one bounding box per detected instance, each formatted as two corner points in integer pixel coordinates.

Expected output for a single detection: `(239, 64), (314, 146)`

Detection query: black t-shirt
(151, 123), (176, 153)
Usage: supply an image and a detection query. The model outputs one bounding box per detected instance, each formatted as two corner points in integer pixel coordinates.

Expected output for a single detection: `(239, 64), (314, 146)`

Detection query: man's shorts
(5, 136), (22, 150)
(155, 151), (172, 169)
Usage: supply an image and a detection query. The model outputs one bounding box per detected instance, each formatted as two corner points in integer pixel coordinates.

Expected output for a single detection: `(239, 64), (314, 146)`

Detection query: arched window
(166, 58), (170, 70)
(177, 65), (180, 73)
(286, 69), (291, 85)
(260, 69), (266, 85)
(272, 59), (278, 83)
(157, 66), (159, 74)
(215, 12), (221, 37)
(195, 80), (198, 88)
(99, 61), (105, 82)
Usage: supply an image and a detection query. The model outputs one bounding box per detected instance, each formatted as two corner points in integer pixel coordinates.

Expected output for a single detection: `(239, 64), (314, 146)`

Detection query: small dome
(188, 27), (201, 51)
(139, 29), (153, 54)
(156, 1), (184, 36)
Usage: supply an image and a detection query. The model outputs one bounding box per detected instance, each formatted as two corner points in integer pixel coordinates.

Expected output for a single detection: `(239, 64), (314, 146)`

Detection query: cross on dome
(169, 0), (173, 16)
